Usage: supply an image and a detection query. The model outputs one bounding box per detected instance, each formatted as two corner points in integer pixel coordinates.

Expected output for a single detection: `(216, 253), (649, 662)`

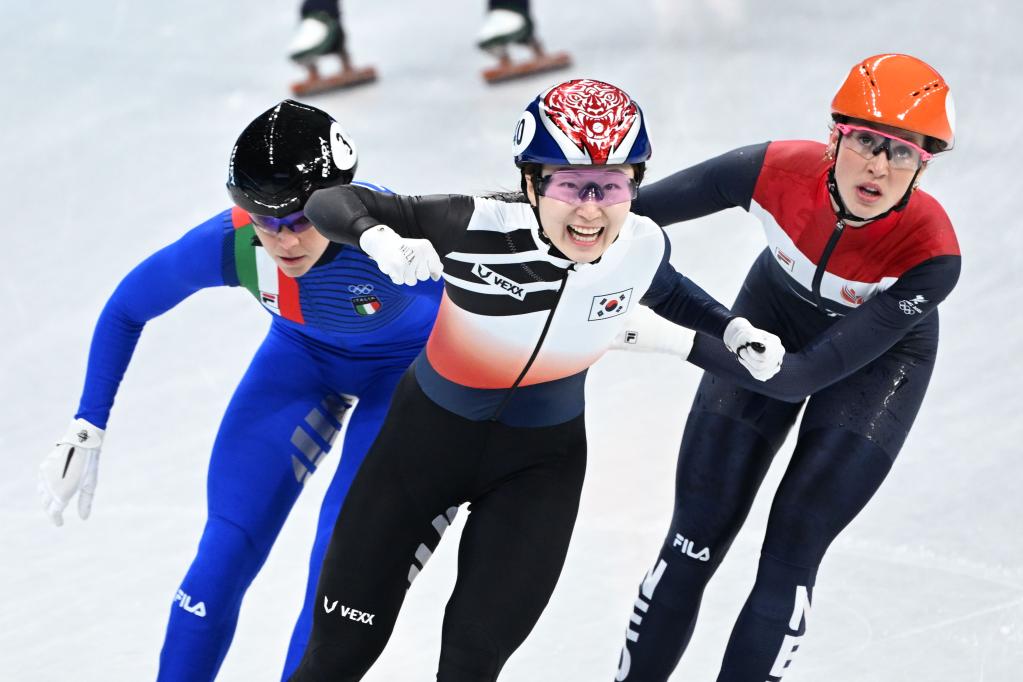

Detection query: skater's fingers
(427, 251), (444, 280)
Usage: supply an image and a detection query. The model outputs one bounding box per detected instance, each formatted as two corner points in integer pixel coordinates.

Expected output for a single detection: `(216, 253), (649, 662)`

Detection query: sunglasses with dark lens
(248, 210), (314, 234)
(835, 123), (933, 170)
(537, 169), (639, 207)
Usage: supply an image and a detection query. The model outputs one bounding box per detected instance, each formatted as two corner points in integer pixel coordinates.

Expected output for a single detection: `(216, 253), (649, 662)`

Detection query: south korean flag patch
(588, 288), (633, 321)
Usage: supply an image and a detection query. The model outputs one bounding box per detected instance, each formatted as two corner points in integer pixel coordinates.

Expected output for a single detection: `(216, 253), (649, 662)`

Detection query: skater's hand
(38, 418), (104, 527)
(610, 308), (694, 359)
(359, 225), (443, 286)
(723, 317), (784, 382)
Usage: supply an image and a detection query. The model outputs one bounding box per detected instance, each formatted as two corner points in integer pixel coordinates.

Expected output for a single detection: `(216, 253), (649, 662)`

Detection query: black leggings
(289, 371), (587, 681)
(616, 267), (939, 681)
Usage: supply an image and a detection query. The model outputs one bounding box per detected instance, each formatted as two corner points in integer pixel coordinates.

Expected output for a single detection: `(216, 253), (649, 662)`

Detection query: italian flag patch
(232, 207), (304, 323)
(352, 295), (381, 316)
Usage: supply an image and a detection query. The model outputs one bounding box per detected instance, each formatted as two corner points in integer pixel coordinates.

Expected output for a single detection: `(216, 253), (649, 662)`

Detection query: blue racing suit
(74, 187), (442, 681)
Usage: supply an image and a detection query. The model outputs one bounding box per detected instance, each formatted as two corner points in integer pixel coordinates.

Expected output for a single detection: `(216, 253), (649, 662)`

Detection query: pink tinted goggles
(537, 169), (638, 206)
(835, 123), (933, 170)
(248, 210), (315, 234)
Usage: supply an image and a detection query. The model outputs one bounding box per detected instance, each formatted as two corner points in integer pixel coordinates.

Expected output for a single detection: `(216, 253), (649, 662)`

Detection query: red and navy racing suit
(616, 141), (961, 682)
(288, 185), (770, 681)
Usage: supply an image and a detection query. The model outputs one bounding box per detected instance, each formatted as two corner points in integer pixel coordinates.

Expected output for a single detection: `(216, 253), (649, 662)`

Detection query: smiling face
(252, 222), (330, 277)
(829, 120), (929, 222)
(525, 164), (636, 263)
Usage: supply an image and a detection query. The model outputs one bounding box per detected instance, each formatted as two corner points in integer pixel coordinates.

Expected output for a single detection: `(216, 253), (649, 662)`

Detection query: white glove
(610, 308), (695, 359)
(38, 418), (104, 527)
(723, 317), (785, 382)
(359, 225), (443, 286)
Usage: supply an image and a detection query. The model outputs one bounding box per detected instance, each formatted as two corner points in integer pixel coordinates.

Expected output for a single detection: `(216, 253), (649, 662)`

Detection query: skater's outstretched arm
(76, 213), (233, 428)
(306, 184), (475, 256)
(633, 143), (770, 225)
(37, 212), (232, 527)
(639, 230), (784, 382)
(639, 230), (734, 338)
(689, 255), (961, 402)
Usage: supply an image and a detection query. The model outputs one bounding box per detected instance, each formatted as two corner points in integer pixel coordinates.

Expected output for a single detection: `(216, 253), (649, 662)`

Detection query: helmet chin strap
(522, 169), (552, 244)
(520, 169), (580, 263)
(827, 138), (921, 225)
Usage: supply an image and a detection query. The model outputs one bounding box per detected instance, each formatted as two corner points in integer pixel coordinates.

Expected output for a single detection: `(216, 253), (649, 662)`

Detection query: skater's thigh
(317, 372), (484, 599)
(676, 371), (802, 513)
(798, 343), (936, 460)
(686, 369), (803, 451)
(306, 375), (481, 663)
(443, 416), (588, 649)
(317, 362), (407, 513)
(761, 347), (938, 563)
(206, 329), (330, 539)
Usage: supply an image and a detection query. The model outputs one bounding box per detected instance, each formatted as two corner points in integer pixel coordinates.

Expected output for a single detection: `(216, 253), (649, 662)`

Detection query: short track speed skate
(482, 40), (572, 84)
(477, 8), (571, 85)
(291, 52), (377, 96)
(289, 12), (377, 96)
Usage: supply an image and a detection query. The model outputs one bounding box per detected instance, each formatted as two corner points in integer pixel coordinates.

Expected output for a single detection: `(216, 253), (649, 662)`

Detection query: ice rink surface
(2, 0), (1021, 680)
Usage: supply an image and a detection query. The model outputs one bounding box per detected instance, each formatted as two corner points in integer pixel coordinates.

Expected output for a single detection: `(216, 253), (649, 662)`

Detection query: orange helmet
(831, 54), (955, 151)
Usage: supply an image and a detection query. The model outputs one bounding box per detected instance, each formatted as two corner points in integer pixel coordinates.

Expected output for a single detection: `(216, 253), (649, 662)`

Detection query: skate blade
(483, 52), (571, 84)
(290, 66), (378, 96)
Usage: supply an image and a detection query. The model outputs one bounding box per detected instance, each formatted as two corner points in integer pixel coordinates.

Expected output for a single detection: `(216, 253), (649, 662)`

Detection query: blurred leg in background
(288, 0), (377, 96)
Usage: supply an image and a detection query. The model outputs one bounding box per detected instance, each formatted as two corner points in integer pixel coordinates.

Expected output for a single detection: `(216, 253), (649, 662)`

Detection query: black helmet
(226, 99), (358, 217)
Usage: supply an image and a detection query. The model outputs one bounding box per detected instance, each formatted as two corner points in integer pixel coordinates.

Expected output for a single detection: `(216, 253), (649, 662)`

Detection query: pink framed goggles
(835, 123), (933, 170)
(248, 210), (315, 234)
(537, 169), (638, 207)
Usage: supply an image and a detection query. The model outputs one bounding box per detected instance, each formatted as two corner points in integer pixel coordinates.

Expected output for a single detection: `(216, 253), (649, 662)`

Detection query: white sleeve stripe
(446, 250), (545, 264)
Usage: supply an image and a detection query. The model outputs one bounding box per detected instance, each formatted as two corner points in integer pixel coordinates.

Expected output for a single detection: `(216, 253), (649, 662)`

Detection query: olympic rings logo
(899, 300), (919, 315)
(348, 284), (375, 295)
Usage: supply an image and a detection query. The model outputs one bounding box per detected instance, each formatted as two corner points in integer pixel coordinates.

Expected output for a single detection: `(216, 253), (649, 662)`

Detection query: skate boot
(289, 12), (377, 96)
(477, 8), (572, 84)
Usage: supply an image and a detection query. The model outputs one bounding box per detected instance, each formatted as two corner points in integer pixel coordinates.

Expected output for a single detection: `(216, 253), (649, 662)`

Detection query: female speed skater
(613, 54), (961, 681)
(287, 78), (788, 681)
(37, 100), (442, 681)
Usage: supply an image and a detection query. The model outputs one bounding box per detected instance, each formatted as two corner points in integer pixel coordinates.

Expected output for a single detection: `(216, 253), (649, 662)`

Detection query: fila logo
(672, 532), (710, 562)
(323, 596), (375, 625)
(174, 589), (207, 618)
(260, 291), (281, 314)
(616, 559), (667, 680)
(898, 294), (928, 315)
(472, 263), (526, 300)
